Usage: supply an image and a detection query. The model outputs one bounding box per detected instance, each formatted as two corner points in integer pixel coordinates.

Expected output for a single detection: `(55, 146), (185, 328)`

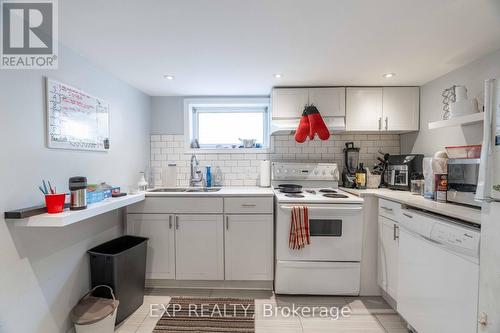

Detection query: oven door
(276, 204), (363, 261)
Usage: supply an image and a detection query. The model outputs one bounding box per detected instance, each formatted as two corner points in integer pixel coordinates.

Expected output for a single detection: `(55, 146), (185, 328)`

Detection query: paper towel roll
(259, 160), (271, 187)
(423, 157), (447, 199)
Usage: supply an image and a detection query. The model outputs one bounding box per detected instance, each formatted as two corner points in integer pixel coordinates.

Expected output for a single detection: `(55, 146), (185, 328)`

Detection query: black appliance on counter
(387, 154), (424, 191)
(342, 142), (360, 188)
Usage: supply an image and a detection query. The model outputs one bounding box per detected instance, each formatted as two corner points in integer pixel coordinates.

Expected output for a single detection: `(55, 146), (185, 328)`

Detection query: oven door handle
(279, 205), (362, 211)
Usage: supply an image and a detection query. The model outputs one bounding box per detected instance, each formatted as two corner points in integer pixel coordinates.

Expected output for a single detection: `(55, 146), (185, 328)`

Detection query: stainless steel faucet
(190, 154), (204, 187)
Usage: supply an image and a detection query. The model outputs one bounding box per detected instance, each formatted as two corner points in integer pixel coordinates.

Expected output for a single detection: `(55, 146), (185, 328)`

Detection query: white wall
(401, 48), (500, 156)
(150, 95), (269, 135)
(151, 96), (184, 135)
(0, 46), (151, 333)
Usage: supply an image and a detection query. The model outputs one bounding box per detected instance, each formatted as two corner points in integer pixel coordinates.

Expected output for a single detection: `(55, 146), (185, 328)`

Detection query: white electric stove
(272, 162), (364, 295)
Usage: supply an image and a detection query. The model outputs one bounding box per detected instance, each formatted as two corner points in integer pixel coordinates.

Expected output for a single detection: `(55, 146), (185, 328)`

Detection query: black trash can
(88, 235), (148, 324)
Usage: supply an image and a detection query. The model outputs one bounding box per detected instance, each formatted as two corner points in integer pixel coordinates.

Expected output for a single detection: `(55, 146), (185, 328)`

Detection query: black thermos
(69, 176), (87, 210)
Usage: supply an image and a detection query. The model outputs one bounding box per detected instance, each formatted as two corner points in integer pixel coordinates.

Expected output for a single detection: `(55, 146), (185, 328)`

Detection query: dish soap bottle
(355, 163), (367, 189)
(205, 165), (212, 188)
(138, 171), (148, 192)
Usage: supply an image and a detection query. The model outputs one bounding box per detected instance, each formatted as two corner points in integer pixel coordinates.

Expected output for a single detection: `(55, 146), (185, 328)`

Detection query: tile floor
(115, 289), (408, 333)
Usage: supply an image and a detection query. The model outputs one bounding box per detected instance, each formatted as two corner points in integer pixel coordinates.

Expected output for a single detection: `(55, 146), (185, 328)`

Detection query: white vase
(450, 86), (478, 118)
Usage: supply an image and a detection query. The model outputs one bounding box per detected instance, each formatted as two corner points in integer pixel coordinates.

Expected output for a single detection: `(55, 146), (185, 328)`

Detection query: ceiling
(60, 0), (500, 96)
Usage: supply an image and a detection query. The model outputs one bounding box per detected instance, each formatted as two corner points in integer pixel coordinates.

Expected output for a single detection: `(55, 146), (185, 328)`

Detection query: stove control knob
(322, 171), (326, 175)
(284, 169), (288, 173)
(276, 169), (280, 173)
(314, 170), (319, 175)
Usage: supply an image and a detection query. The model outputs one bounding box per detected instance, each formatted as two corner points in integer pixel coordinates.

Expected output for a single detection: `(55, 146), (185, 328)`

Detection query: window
(186, 98), (270, 149)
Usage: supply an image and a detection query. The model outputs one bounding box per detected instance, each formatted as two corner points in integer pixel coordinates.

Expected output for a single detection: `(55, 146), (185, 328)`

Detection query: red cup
(45, 194), (66, 214)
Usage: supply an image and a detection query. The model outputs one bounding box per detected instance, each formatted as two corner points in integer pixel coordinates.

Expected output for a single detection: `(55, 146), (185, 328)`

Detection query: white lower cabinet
(175, 214), (224, 280)
(126, 214), (176, 279)
(127, 196), (274, 282)
(224, 214), (273, 280)
(378, 215), (399, 300)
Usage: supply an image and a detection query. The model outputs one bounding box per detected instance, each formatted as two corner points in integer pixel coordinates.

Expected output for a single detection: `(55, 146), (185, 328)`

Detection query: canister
(69, 176), (88, 210)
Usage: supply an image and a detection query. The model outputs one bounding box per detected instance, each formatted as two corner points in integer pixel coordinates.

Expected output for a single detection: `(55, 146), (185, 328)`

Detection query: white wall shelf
(9, 193), (145, 227)
(428, 113), (484, 130)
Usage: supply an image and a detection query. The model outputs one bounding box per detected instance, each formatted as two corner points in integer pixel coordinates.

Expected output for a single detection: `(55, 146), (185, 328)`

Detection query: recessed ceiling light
(273, 73), (283, 79)
(383, 73), (395, 78)
(164, 74), (175, 80)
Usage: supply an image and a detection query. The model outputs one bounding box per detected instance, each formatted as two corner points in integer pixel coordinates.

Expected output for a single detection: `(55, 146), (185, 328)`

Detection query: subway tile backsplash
(150, 134), (400, 187)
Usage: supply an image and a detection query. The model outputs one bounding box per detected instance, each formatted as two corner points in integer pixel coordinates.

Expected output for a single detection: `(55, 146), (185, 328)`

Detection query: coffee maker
(342, 142), (360, 188)
(387, 154), (424, 191)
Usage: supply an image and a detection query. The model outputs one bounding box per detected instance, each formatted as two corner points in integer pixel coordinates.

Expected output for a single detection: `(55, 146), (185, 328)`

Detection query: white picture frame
(46, 78), (110, 152)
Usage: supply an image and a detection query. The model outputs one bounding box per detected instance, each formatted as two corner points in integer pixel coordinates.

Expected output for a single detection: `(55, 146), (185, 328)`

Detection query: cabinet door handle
(378, 117), (382, 130)
(393, 224), (399, 240)
(381, 206), (393, 212)
(175, 216), (179, 229)
(403, 213), (413, 219)
(169, 215), (172, 229)
(241, 204), (256, 208)
(385, 117), (388, 130)
(226, 216), (229, 230)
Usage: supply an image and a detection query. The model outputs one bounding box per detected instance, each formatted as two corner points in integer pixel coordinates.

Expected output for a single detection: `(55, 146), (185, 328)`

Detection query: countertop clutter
(342, 187), (481, 225)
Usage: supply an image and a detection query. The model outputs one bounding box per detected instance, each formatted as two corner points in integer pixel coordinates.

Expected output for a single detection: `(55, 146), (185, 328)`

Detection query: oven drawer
(224, 197), (273, 214)
(378, 199), (402, 221)
(276, 204), (363, 262)
(275, 261), (360, 295)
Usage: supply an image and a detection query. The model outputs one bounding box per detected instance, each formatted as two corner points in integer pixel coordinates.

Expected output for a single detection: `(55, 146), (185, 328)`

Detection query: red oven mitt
(294, 106), (310, 143)
(307, 105), (330, 140)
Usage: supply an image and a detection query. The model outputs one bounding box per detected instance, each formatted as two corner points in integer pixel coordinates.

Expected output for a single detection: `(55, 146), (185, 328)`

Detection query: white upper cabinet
(272, 87), (346, 119)
(272, 88), (309, 118)
(383, 87), (420, 131)
(346, 87), (383, 131)
(346, 87), (419, 132)
(308, 88), (346, 117)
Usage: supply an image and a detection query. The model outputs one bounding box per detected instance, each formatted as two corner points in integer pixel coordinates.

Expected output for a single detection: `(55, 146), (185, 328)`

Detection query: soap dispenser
(205, 165), (212, 187)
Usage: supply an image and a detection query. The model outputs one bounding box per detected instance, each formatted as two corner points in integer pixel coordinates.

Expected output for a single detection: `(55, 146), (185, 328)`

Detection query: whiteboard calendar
(46, 78), (110, 151)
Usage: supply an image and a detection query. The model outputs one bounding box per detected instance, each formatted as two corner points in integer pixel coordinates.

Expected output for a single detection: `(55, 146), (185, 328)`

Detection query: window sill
(184, 148), (272, 155)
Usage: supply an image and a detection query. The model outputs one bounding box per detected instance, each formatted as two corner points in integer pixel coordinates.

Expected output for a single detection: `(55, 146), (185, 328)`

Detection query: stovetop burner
(319, 189), (338, 193)
(323, 193), (349, 199)
(285, 193), (305, 198)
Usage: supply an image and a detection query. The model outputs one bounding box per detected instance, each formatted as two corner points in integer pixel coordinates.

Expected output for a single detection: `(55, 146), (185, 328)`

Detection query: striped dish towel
(289, 206), (310, 249)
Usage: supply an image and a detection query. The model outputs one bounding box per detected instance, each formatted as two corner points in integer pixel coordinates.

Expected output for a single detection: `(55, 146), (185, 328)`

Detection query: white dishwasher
(397, 208), (480, 333)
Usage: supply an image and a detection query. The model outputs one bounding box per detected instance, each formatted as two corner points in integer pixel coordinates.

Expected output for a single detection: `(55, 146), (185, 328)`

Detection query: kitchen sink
(148, 188), (188, 192)
(147, 187), (222, 193)
(185, 187), (222, 192)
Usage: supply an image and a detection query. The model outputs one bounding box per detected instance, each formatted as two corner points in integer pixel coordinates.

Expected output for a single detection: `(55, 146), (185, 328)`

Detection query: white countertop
(145, 186), (274, 197)
(10, 193), (145, 227)
(341, 187), (482, 225)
